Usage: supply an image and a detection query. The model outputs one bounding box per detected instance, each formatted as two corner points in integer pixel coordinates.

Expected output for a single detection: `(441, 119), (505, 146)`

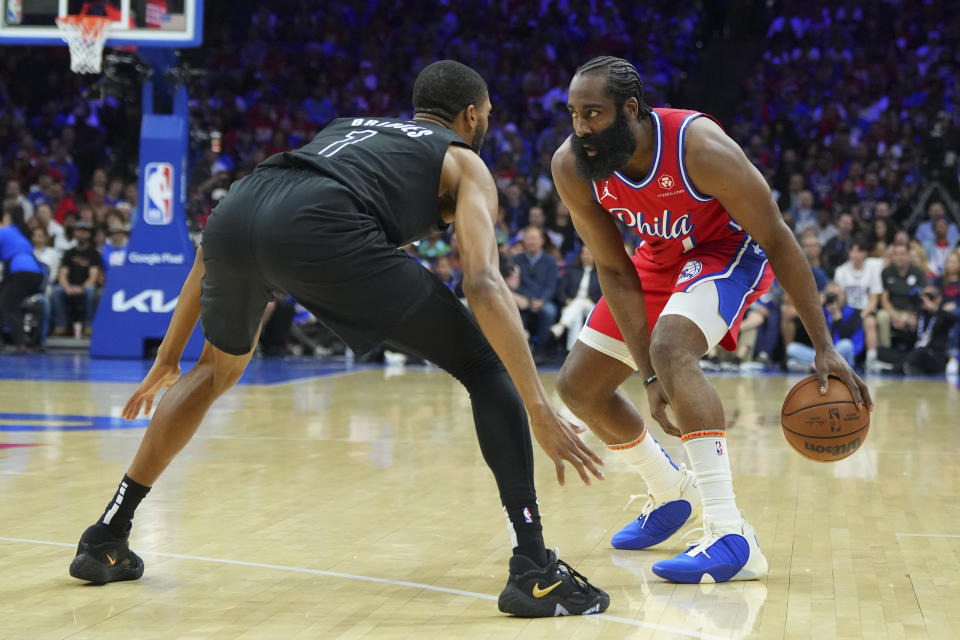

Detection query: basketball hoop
(55, 15), (112, 74)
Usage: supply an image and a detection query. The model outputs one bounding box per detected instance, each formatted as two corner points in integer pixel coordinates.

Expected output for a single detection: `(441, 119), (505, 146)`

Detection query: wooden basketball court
(1, 356), (957, 639)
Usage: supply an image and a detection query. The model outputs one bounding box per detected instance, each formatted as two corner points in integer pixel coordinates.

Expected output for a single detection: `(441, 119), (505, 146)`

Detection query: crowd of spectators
(0, 1), (958, 376)
(707, 1), (960, 376)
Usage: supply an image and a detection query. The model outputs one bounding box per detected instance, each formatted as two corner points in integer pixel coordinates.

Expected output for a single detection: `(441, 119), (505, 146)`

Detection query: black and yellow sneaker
(498, 550), (610, 617)
(68, 523), (144, 584)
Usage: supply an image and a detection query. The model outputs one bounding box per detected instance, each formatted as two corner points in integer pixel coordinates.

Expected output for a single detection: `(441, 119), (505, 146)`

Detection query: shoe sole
(69, 553), (144, 584)
(497, 585), (610, 617)
(731, 552), (769, 582)
(652, 566), (764, 583)
(652, 552), (768, 584)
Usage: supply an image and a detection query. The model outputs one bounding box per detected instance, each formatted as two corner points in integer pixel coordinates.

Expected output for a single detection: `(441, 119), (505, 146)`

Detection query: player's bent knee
(204, 343), (253, 395)
(213, 365), (245, 394)
(649, 323), (699, 373)
(556, 361), (607, 414)
(648, 335), (674, 373)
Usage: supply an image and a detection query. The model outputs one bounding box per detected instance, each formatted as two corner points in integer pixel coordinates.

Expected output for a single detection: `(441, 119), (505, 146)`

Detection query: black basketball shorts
(199, 167), (435, 355)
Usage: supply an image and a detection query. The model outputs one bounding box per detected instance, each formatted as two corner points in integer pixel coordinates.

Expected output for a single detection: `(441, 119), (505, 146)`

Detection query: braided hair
(574, 56), (652, 121)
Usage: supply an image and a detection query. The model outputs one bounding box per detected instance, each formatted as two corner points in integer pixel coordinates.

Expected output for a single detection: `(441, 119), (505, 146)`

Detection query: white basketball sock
(607, 429), (682, 496)
(682, 430), (742, 526)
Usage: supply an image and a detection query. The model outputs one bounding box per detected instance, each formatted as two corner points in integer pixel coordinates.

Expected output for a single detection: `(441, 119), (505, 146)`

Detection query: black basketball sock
(505, 503), (547, 567)
(81, 521), (125, 544)
(99, 474), (151, 538)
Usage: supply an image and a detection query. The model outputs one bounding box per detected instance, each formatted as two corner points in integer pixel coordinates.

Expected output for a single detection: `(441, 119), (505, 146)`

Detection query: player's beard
(571, 110), (637, 181)
(471, 123), (486, 154)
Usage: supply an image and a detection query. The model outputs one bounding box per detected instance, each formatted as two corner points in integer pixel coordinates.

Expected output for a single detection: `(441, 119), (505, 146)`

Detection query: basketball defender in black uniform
(68, 61), (609, 617)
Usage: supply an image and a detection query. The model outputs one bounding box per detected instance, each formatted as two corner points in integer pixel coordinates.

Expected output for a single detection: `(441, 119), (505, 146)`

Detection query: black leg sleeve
(384, 276), (545, 560)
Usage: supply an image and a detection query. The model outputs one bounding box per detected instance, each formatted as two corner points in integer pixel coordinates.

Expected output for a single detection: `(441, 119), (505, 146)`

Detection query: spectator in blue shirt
(0, 200), (45, 352)
(27, 173), (54, 210)
(513, 225), (558, 355)
(787, 283), (863, 371)
(915, 202), (959, 261)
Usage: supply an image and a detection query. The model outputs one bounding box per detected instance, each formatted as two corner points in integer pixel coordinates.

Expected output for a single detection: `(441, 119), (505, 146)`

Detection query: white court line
(0, 535), (723, 639)
(896, 533), (960, 538)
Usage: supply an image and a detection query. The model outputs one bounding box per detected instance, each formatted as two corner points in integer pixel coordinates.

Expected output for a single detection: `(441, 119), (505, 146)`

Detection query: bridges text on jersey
(349, 119), (434, 137)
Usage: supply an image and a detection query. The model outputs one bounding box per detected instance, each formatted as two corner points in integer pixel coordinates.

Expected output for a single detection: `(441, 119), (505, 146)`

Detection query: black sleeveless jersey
(258, 117), (469, 246)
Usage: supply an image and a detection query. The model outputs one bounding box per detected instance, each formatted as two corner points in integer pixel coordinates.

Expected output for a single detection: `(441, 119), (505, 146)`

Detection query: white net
(55, 16), (112, 74)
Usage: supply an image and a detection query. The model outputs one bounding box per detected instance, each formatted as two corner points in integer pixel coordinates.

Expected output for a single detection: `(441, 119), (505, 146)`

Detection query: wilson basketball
(781, 374), (870, 462)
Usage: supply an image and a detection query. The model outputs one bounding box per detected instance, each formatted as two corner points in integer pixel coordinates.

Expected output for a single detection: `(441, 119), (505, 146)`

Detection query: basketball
(781, 375), (870, 462)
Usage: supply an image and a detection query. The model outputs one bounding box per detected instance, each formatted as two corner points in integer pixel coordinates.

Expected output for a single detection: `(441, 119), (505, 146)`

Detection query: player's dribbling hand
(645, 380), (680, 437)
(529, 407), (604, 486)
(814, 347), (873, 410)
(122, 360), (182, 420)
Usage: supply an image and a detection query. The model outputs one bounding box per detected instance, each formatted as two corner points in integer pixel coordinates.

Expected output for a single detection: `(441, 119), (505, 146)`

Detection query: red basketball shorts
(580, 236), (774, 369)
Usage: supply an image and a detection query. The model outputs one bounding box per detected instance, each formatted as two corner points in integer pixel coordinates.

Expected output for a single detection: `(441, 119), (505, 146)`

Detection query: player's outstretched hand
(122, 360), (182, 420)
(814, 347), (873, 410)
(645, 380), (680, 437)
(529, 406), (605, 486)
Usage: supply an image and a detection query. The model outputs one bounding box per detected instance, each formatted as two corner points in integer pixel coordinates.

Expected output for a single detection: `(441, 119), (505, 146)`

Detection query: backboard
(0, 0), (202, 47)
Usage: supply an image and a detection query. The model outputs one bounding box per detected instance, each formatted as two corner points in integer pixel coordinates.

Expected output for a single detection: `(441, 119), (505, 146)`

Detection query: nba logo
(522, 507), (533, 524)
(144, 162), (174, 225)
(7, 0), (21, 24)
(716, 440), (724, 456)
(676, 259), (703, 285)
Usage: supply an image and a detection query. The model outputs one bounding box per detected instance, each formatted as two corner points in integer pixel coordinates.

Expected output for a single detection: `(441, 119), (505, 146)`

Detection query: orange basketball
(781, 374), (870, 462)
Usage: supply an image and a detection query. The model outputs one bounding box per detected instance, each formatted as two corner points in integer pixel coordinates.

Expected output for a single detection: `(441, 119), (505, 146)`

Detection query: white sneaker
(699, 358), (721, 371)
(739, 360), (764, 372)
(383, 350), (407, 366)
(946, 358), (959, 376)
(866, 358), (894, 374)
(651, 519), (768, 583)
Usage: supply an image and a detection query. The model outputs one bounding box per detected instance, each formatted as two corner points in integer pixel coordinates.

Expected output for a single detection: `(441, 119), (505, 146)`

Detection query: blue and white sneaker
(651, 519), (768, 583)
(611, 465), (700, 550)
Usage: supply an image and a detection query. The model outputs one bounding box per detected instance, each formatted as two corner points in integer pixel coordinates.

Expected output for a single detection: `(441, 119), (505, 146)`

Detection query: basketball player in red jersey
(552, 57), (873, 583)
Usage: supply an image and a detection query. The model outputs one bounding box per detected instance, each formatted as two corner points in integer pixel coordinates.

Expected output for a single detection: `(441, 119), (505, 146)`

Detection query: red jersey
(591, 108), (747, 266)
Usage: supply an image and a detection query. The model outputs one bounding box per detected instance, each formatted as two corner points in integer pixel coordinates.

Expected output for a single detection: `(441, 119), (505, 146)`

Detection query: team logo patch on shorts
(676, 259), (703, 285)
